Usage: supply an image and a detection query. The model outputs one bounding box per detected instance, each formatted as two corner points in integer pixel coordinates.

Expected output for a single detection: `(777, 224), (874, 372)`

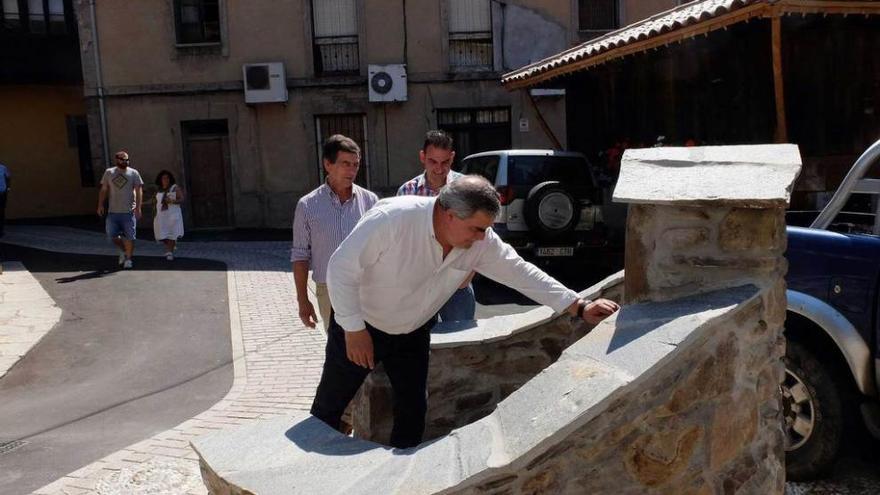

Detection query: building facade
(0, 0), (95, 219)
(70, 0), (620, 229)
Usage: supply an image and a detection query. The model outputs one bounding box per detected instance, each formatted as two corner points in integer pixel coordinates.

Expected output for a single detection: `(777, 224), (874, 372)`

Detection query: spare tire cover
(524, 181), (580, 237)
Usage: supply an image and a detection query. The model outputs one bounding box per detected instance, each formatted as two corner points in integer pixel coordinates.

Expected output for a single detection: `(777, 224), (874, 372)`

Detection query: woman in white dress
(153, 170), (185, 260)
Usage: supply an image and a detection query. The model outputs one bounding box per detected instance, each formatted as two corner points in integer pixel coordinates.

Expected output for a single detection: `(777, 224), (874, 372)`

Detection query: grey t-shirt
(101, 167), (144, 213)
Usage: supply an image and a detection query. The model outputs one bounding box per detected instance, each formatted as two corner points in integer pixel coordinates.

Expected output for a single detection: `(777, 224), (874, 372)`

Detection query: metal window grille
(175, 0), (221, 45)
(436, 108), (510, 166)
(578, 0), (619, 31)
(312, 0), (359, 74)
(448, 0), (492, 70)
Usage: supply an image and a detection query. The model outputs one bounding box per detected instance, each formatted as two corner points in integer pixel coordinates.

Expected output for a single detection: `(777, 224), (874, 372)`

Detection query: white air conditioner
(368, 64), (407, 103)
(243, 62), (288, 104)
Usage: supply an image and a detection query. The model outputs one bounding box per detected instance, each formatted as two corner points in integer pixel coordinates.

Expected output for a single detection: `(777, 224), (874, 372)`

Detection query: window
(448, 0), (492, 70)
(174, 0), (221, 45)
(1, 0), (20, 30)
(315, 114), (369, 187)
(66, 115), (94, 187)
(437, 108), (510, 167)
(578, 0), (618, 32)
(2, 0), (67, 34)
(311, 0), (359, 75)
(507, 156), (594, 187)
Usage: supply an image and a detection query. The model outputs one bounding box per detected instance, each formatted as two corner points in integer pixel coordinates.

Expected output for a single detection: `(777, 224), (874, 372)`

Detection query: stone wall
(352, 273), (625, 445)
(452, 286), (787, 495)
(624, 205), (787, 304)
(193, 284), (785, 495)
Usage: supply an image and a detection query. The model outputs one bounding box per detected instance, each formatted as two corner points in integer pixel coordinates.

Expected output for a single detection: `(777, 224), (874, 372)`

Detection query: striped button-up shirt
(291, 183), (379, 283)
(396, 170), (464, 197)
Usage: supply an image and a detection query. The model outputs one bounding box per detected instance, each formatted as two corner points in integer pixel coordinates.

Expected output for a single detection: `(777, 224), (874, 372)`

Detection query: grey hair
(437, 175), (500, 220)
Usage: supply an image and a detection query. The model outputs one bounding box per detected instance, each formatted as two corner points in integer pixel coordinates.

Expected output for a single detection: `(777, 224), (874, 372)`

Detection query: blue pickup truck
(783, 139), (880, 479)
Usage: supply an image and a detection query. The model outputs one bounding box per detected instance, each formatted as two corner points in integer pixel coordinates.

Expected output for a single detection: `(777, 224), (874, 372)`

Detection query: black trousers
(310, 314), (433, 449)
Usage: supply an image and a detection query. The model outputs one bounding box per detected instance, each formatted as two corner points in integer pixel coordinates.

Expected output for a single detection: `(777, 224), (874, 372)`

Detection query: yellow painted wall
(0, 85), (97, 219)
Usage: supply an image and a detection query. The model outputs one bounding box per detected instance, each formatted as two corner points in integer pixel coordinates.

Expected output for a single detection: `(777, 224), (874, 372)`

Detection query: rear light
(497, 186), (514, 205)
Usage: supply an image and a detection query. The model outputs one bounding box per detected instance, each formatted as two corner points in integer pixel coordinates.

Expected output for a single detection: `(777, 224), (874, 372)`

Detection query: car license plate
(536, 247), (574, 257)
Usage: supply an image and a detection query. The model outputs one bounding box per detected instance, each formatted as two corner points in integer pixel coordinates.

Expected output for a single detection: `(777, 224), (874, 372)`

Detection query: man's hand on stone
(135, 207), (142, 220)
(344, 329), (374, 369)
(298, 299), (318, 329)
(582, 298), (620, 325)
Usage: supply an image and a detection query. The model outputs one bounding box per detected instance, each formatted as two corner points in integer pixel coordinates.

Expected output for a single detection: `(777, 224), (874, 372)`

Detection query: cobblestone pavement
(1, 225), (878, 494)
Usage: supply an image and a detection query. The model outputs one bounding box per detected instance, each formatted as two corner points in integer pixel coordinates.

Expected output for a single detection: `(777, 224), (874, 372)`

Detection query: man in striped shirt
(292, 135), (379, 331)
(397, 130), (474, 322)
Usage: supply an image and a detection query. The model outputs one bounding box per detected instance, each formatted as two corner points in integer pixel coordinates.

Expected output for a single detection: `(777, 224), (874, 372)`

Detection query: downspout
(89, 0), (110, 167)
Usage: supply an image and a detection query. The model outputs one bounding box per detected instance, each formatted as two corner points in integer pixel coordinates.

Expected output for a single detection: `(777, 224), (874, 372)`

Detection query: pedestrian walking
(312, 175), (619, 448)
(97, 151), (143, 269)
(153, 170), (185, 260)
(397, 130), (475, 322)
(292, 134), (379, 332)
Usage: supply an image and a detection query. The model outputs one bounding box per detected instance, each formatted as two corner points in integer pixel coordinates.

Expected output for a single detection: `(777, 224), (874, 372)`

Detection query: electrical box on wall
(243, 62), (288, 104)
(368, 64), (407, 103)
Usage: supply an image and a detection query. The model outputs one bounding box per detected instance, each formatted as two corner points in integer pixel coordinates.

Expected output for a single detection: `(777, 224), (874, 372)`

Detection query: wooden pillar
(771, 15), (788, 143)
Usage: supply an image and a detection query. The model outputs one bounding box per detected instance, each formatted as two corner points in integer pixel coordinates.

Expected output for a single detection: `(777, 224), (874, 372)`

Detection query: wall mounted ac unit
(368, 64), (407, 103)
(243, 62), (288, 104)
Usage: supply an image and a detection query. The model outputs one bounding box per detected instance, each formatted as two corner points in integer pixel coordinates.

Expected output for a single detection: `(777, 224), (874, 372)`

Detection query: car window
(461, 155), (500, 182)
(507, 156), (593, 187)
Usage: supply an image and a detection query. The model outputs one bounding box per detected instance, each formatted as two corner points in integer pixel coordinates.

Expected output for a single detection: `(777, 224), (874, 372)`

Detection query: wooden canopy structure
(503, 0), (880, 144)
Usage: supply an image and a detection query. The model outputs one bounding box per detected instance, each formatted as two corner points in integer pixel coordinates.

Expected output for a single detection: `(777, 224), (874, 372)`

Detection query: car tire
(782, 339), (844, 481)
(524, 181), (580, 239)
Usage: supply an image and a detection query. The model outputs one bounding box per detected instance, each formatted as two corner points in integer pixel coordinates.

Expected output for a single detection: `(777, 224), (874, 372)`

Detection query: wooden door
(186, 137), (231, 228)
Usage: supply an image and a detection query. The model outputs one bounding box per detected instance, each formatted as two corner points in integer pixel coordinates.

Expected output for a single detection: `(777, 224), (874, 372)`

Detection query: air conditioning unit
(242, 62), (288, 104)
(368, 64), (407, 103)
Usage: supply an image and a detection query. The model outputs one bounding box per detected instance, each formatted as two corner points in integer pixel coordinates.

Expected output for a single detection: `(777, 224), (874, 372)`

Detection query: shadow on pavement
(0, 243), (227, 275)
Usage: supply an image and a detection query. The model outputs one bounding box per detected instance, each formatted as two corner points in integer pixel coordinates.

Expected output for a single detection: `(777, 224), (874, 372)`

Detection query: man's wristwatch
(576, 299), (589, 319)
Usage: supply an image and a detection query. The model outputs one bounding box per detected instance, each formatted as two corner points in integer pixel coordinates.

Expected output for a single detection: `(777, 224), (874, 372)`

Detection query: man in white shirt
(312, 175), (619, 448)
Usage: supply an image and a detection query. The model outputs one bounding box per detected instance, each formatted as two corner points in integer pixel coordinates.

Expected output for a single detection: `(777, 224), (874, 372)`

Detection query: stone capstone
(613, 145), (802, 208)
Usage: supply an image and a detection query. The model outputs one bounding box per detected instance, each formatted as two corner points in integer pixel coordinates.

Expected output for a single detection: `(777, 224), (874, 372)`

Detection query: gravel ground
(785, 435), (880, 494)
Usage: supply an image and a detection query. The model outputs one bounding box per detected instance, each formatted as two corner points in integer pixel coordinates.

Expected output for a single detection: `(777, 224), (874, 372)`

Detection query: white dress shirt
(327, 196), (579, 334)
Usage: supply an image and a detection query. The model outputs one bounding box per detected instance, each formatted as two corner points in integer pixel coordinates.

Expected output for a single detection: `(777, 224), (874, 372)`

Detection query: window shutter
(448, 0), (490, 33)
(313, 0), (357, 37)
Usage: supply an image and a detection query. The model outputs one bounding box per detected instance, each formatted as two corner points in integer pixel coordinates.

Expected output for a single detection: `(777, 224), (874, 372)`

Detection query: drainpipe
(89, 0), (110, 167)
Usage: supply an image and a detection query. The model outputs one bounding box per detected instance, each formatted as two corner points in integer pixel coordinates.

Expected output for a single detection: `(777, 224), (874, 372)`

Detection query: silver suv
(460, 150), (606, 259)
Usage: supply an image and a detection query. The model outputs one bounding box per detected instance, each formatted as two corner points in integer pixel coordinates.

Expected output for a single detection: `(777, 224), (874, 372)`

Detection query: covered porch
(503, 0), (880, 210)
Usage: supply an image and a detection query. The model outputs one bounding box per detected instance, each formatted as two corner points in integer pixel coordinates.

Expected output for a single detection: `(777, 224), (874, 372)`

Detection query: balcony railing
(449, 31), (492, 70)
(314, 35), (359, 75)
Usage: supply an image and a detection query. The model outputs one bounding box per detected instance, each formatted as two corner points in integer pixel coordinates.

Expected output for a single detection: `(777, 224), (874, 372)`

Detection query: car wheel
(524, 181), (580, 238)
(782, 339), (843, 480)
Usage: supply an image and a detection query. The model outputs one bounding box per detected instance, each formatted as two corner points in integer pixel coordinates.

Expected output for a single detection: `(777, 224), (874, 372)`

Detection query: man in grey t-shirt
(97, 150), (144, 269)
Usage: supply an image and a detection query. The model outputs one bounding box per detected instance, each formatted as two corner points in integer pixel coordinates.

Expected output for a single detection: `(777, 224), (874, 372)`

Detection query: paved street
(0, 244), (231, 495)
(0, 225), (325, 494)
(0, 225), (877, 494)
